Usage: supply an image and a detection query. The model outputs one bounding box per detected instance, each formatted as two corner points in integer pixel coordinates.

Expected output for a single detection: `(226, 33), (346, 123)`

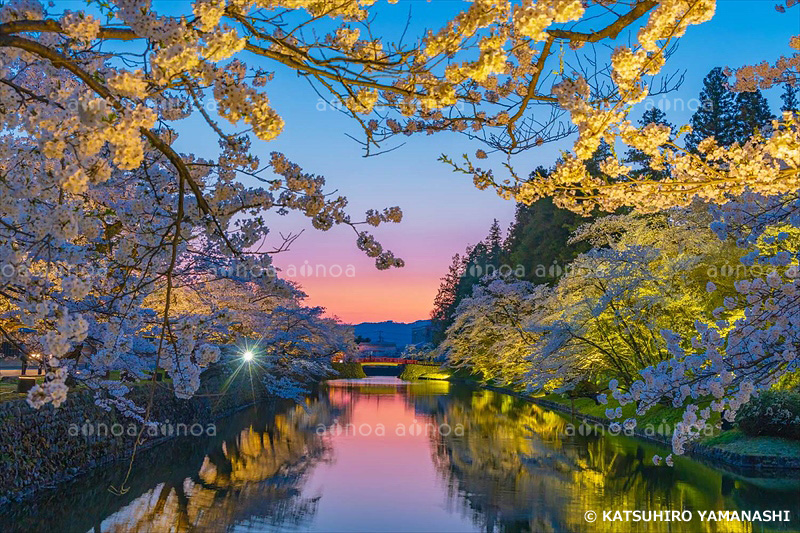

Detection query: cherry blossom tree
(522, 206), (740, 389)
(0, 0), (407, 411)
(438, 276), (546, 385)
(611, 193), (800, 459)
(440, 205), (737, 389)
(442, 6), (798, 217)
(437, 199), (799, 460)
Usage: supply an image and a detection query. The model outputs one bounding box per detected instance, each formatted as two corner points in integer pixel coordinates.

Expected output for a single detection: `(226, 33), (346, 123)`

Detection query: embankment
(328, 362), (367, 379)
(486, 384), (800, 473)
(398, 364), (456, 381)
(0, 364), (271, 504)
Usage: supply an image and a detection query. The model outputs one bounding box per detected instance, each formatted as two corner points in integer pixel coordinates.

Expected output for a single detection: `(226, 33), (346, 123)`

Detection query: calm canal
(2, 377), (799, 532)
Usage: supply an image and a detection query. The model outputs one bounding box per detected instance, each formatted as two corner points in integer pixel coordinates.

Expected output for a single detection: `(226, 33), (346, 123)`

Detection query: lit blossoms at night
(0, 1), (798, 531)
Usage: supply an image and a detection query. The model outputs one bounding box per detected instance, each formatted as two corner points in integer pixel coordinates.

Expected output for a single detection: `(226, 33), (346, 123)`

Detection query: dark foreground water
(2, 377), (799, 533)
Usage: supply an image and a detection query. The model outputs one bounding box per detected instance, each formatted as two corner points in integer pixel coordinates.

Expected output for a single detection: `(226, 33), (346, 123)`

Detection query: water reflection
(424, 388), (800, 533)
(1, 378), (798, 533)
(1, 400), (335, 533)
(100, 401), (332, 532)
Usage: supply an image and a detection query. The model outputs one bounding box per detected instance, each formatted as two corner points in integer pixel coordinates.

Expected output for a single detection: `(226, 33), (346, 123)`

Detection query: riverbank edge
(0, 365), (278, 506)
(471, 381), (800, 473)
(4, 397), (266, 506)
(326, 362), (367, 379)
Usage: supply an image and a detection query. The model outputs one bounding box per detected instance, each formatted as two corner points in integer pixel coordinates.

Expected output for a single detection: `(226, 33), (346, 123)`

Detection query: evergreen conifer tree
(430, 253), (464, 343)
(781, 83), (799, 114)
(734, 89), (774, 142)
(686, 67), (738, 150)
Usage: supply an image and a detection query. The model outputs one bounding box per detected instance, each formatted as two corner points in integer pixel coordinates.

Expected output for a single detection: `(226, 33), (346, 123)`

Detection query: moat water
(3, 377), (799, 532)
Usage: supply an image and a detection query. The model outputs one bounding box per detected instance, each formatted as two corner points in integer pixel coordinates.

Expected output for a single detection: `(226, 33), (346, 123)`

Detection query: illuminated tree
(625, 107), (674, 180)
(524, 205), (739, 391)
(439, 277), (546, 385)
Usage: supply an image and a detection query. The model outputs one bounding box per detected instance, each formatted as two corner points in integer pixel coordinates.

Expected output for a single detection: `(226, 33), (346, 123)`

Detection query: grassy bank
(539, 393), (690, 437)
(399, 364), (449, 381)
(538, 392), (800, 463)
(327, 362), (367, 379)
(0, 377), (45, 403)
(702, 429), (800, 459)
(398, 364), (481, 382)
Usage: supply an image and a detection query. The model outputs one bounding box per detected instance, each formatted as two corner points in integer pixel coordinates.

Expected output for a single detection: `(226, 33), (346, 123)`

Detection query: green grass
(0, 370), (176, 405)
(539, 392), (800, 460)
(0, 382), (24, 400)
(0, 377), (46, 402)
(703, 429), (800, 458)
(399, 364), (485, 382)
(399, 364), (452, 381)
(539, 393), (690, 436)
(327, 362), (367, 379)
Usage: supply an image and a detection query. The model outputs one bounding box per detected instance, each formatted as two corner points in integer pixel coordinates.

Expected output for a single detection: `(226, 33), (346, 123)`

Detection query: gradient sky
(171, 1), (799, 324)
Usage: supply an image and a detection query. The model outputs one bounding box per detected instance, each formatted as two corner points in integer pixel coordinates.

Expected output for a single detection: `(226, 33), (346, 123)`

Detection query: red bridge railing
(357, 357), (437, 365)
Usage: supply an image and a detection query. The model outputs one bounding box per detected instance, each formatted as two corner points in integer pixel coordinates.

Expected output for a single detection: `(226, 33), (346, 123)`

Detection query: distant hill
(353, 320), (430, 347)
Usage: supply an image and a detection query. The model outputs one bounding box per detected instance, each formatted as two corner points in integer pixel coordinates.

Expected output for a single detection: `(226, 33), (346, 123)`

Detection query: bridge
(357, 357), (438, 366)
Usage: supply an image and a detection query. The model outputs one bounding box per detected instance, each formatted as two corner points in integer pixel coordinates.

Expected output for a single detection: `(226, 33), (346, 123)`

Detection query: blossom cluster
(0, 0), (401, 413)
(605, 194), (800, 456)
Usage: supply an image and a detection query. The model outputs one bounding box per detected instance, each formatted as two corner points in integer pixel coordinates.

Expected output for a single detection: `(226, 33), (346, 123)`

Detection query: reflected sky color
(294, 378), (477, 532)
(166, 2), (797, 323)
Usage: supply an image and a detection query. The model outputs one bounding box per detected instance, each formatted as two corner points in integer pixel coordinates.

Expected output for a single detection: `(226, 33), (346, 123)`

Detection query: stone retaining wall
(0, 365), (270, 504)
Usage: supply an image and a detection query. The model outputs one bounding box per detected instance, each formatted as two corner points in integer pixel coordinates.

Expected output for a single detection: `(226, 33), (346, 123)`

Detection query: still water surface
(3, 377), (799, 532)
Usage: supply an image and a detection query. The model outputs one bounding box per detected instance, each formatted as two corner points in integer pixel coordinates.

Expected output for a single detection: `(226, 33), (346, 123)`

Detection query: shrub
(566, 380), (601, 400)
(735, 390), (800, 440)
